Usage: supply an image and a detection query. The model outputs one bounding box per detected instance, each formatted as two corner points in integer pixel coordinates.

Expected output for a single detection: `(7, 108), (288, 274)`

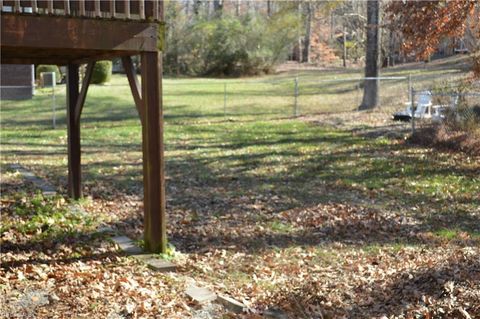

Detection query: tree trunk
(330, 12), (334, 41)
(297, 1), (302, 63)
(193, 0), (201, 16)
(302, 1), (312, 63)
(267, 0), (272, 17)
(359, 0), (380, 110)
(185, 0), (189, 16)
(213, 0), (222, 17)
(342, 24), (347, 67)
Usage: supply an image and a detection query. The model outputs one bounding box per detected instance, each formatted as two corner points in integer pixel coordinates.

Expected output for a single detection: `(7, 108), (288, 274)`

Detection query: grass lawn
(1, 56), (479, 318)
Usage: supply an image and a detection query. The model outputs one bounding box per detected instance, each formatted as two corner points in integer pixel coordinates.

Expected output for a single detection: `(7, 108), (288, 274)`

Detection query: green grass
(268, 221), (294, 234)
(1, 56), (478, 247)
(434, 228), (480, 241)
(0, 192), (98, 242)
(1, 56), (479, 319)
(434, 228), (459, 240)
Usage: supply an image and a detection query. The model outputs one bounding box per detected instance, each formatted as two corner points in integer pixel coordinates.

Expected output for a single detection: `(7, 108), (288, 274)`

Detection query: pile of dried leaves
(1, 153), (479, 319)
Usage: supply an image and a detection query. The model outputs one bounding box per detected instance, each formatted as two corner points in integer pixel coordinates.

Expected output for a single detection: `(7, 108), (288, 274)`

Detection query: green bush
(91, 60), (112, 84)
(163, 3), (300, 76)
(36, 65), (61, 83)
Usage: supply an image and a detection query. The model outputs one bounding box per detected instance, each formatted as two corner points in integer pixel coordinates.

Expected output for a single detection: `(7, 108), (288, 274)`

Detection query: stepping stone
(10, 164), (57, 196)
(96, 226), (116, 234)
(111, 235), (143, 255)
(132, 254), (176, 272)
(263, 309), (288, 319)
(186, 286), (217, 304)
(216, 294), (247, 314)
(111, 236), (177, 272)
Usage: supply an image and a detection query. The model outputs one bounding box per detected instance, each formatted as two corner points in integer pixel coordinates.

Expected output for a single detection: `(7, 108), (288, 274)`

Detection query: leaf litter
(1, 133), (479, 319)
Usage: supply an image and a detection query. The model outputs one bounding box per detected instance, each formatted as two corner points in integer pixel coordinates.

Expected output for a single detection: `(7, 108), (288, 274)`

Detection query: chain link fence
(409, 86), (480, 154)
(161, 76), (414, 129)
(412, 90), (480, 133)
(0, 75), (416, 134)
(3, 75), (478, 144)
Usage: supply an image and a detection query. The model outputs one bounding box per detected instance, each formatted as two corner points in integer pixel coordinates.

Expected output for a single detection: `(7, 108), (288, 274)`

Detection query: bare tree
(213, 0), (223, 17)
(302, 1), (312, 63)
(235, 0), (240, 16)
(359, 0), (380, 110)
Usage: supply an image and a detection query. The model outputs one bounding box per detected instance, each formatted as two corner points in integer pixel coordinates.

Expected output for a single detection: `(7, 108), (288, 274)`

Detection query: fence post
(52, 84), (56, 129)
(294, 77), (299, 117)
(357, 82), (361, 106)
(408, 74), (412, 105)
(223, 82), (227, 118)
(411, 88), (416, 135)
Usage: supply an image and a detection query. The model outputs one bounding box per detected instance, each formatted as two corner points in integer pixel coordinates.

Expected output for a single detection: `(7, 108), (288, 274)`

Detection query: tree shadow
(265, 251), (480, 318)
(7, 118), (478, 250)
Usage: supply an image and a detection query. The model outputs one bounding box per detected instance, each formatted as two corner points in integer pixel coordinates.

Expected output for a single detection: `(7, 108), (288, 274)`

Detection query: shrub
(163, 4), (300, 76)
(91, 60), (112, 84)
(36, 65), (61, 83)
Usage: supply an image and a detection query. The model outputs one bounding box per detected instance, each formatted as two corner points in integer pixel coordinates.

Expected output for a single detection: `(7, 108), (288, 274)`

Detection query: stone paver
(186, 286), (217, 304)
(216, 294), (247, 314)
(10, 163), (57, 196)
(132, 254), (177, 272)
(112, 236), (177, 272)
(111, 235), (143, 255)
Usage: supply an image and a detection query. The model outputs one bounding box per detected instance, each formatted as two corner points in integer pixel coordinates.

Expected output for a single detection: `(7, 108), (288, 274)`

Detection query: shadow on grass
(3, 114), (478, 255)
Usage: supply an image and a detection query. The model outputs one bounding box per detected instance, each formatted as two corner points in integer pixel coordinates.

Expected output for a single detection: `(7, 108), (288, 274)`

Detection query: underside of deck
(0, 9), (166, 253)
(1, 13), (160, 64)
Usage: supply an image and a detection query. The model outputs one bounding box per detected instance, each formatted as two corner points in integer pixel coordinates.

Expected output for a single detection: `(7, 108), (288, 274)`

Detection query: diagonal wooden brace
(122, 56), (145, 124)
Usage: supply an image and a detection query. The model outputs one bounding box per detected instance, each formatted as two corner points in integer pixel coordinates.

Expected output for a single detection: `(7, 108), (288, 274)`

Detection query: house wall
(0, 64), (35, 100)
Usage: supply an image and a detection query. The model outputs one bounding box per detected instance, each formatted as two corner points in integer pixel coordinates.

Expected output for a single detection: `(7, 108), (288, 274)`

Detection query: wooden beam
(74, 61), (95, 124)
(109, 0), (115, 18)
(122, 56), (144, 124)
(124, 0), (130, 19)
(66, 63), (82, 199)
(79, 0), (85, 16)
(1, 14), (158, 53)
(64, 0), (69, 15)
(1, 56), (72, 65)
(94, 0), (100, 17)
(14, 0), (20, 12)
(141, 51), (166, 254)
(31, 0), (37, 13)
(1, 51), (124, 65)
(1, 48), (143, 65)
(139, 0), (145, 19)
(153, 0), (159, 21)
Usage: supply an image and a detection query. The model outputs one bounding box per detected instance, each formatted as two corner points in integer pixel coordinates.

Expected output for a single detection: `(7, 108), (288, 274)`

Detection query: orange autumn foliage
(386, 0), (480, 77)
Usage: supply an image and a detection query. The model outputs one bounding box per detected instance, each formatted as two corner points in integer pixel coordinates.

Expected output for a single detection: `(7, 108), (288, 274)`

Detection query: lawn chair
(393, 90), (432, 121)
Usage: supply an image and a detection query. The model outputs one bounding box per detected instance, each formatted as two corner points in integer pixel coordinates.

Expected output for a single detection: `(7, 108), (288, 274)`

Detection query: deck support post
(66, 63), (82, 199)
(122, 56), (144, 123)
(141, 52), (166, 253)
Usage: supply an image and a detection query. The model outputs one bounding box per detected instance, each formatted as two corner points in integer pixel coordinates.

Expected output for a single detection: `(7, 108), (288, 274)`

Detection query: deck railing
(0, 0), (162, 21)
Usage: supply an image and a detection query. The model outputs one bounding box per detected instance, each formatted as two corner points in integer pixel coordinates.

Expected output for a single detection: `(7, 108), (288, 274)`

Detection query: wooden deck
(1, 0), (162, 21)
(0, 0), (167, 253)
(1, 13), (160, 64)
(1, 0), (164, 64)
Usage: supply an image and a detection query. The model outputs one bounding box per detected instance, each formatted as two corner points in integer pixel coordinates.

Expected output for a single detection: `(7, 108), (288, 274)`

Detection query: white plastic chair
(411, 91), (432, 118)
